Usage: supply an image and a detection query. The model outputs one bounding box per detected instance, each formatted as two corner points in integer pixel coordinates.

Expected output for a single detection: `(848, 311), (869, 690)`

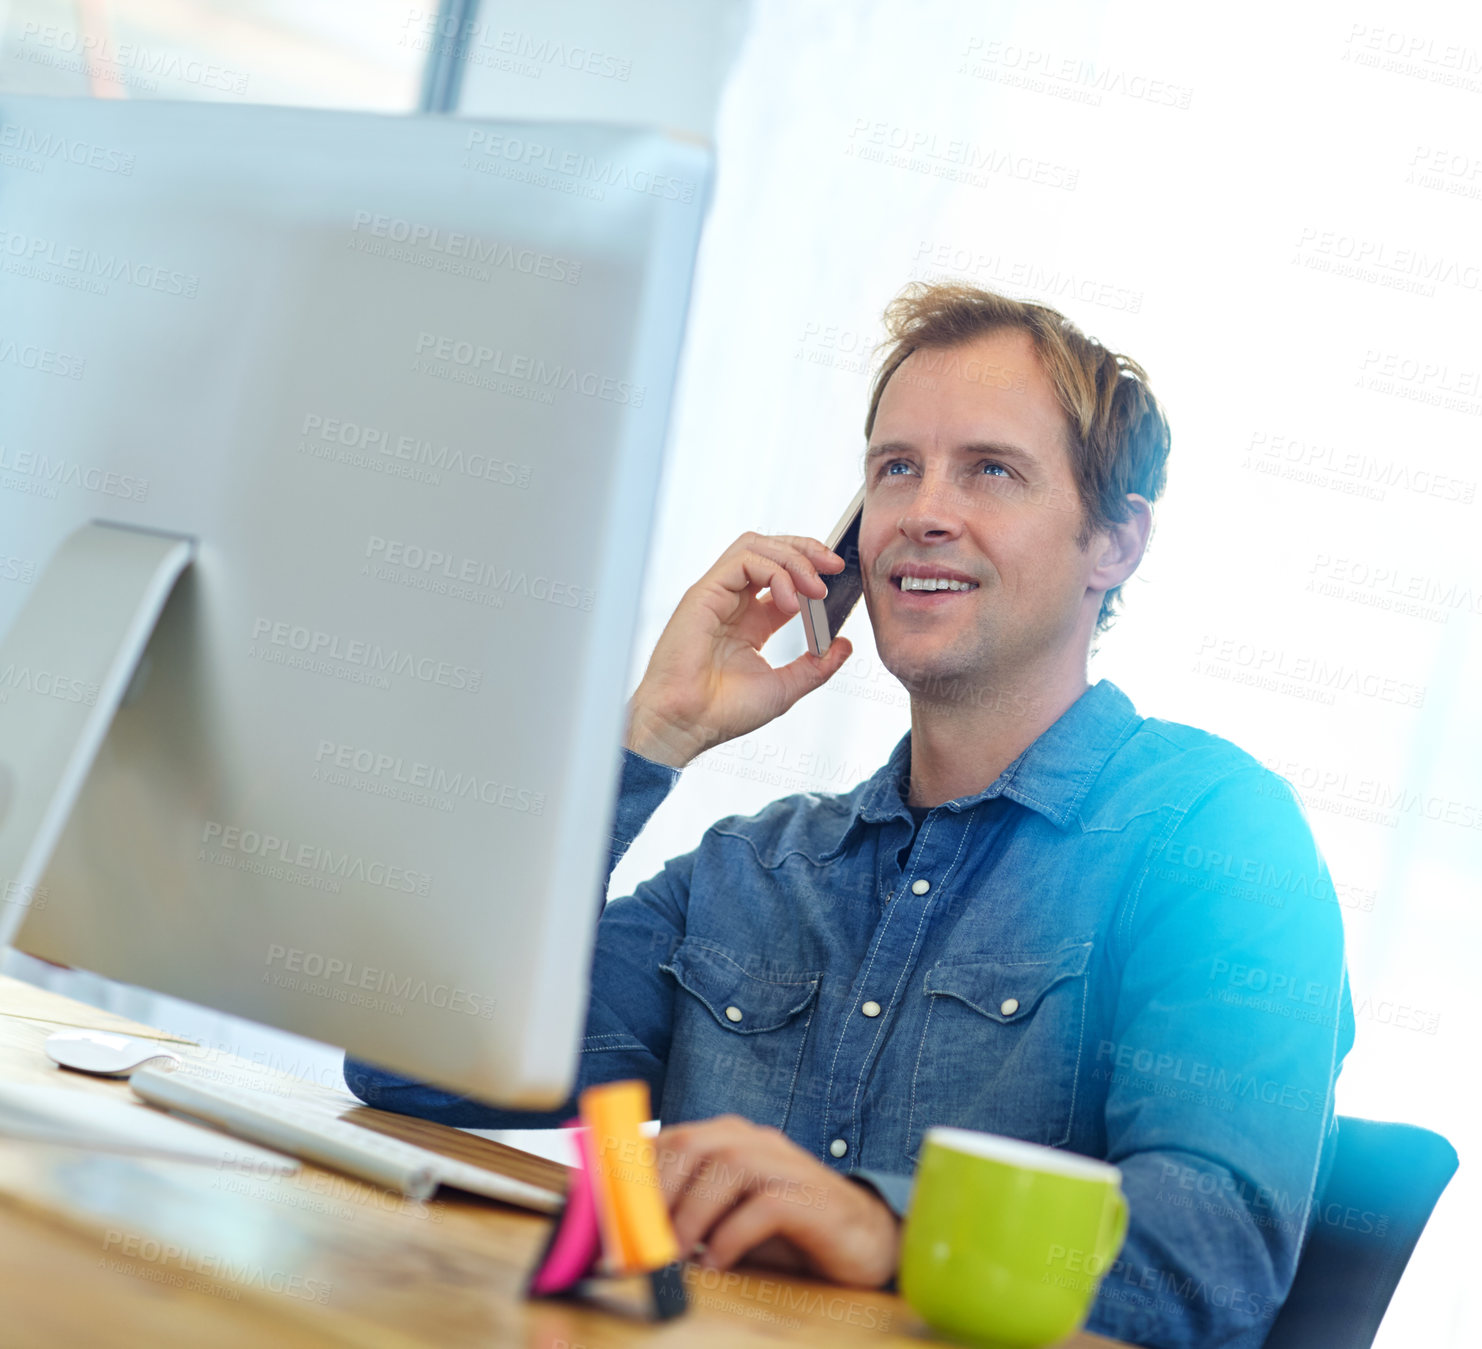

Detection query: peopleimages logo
(845, 119), (1080, 192)
(313, 739), (546, 816)
(298, 413), (531, 489)
(1293, 225), (1482, 296)
(0, 336), (85, 380)
(462, 128), (697, 203)
(1093, 1040), (1320, 1114)
(201, 822), (431, 897)
(248, 618), (482, 694)
(0, 228), (198, 297)
(400, 11), (633, 84)
(100, 1231), (328, 1303)
(18, 23), (250, 94)
(411, 332), (645, 406)
(349, 211), (582, 285)
(959, 37), (1194, 109)
(0, 661), (98, 706)
(263, 945), (495, 1019)
(0, 119), (135, 174)
(365, 536), (595, 611)
(910, 239), (1144, 313)
(1192, 634), (1426, 709)
(2, 881), (48, 912)
(0, 444), (149, 501)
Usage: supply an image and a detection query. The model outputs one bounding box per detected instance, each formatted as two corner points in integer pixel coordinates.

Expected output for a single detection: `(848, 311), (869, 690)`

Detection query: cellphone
(800, 485), (866, 657)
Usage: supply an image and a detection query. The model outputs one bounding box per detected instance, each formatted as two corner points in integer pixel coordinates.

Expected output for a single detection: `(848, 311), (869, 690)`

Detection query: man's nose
(898, 473), (965, 541)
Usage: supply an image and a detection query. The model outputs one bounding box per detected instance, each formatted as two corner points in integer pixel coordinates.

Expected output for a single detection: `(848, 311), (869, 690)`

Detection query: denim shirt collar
(855, 678), (1141, 831)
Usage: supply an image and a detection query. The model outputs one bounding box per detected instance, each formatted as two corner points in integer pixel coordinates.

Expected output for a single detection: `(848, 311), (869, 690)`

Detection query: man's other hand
(653, 1114), (900, 1288)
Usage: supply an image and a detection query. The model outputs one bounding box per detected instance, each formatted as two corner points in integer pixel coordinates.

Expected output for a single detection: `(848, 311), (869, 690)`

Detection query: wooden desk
(0, 975), (1132, 1348)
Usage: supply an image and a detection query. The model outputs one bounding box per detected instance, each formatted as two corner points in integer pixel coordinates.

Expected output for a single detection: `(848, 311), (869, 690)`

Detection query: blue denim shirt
(346, 678), (1354, 1349)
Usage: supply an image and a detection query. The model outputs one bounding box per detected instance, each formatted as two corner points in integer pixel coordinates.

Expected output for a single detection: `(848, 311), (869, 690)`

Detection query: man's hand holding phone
(623, 532), (855, 770)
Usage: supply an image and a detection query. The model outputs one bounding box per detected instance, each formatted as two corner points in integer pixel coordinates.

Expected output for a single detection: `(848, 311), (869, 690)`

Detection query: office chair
(1262, 1116), (1458, 1349)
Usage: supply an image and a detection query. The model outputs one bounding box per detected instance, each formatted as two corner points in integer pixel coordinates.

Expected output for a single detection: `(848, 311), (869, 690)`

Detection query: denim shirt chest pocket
(906, 941), (1093, 1160)
(658, 939), (821, 1131)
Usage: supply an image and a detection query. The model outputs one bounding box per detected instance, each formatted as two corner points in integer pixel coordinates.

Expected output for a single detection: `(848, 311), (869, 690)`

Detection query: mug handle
(1094, 1188), (1129, 1272)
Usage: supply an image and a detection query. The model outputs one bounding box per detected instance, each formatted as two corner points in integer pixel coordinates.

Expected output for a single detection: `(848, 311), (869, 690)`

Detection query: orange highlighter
(526, 1080), (686, 1319)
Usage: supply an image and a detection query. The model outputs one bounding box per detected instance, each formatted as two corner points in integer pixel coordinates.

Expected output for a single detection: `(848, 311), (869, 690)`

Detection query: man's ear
(1089, 494), (1153, 592)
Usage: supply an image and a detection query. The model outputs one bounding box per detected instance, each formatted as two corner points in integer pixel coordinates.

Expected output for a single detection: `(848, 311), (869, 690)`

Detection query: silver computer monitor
(0, 94), (709, 1107)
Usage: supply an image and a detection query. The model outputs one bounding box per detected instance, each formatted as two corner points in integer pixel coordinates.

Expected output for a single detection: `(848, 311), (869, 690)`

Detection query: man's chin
(880, 649), (994, 701)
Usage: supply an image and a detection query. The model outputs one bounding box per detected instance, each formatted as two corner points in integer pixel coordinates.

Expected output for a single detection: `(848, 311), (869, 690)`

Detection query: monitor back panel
(0, 97), (709, 1106)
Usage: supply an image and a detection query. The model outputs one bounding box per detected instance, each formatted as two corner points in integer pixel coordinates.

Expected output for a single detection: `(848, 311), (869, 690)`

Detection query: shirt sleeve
(1084, 766), (1355, 1349)
(343, 746), (691, 1127)
(848, 1168), (914, 1220)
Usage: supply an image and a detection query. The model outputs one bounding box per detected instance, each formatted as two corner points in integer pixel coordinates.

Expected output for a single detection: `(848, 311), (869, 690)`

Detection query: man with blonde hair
(348, 283), (1353, 1349)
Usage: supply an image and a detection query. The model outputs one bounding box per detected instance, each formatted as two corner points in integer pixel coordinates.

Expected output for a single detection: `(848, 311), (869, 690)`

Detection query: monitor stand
(0, 522), (194, 946)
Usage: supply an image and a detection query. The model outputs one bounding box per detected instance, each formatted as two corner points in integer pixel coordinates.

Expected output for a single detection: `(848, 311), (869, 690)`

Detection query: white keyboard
(129, 1065), (564, 1213)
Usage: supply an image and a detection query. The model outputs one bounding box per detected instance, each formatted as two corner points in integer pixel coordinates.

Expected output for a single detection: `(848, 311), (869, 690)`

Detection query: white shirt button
(911, 878), (931, 895)
(861, 1000), (882, 1018)
(724, 1005), (743, 1022)
(829, 1138), (849, 1158)
(1000, 998), (1020, 1016)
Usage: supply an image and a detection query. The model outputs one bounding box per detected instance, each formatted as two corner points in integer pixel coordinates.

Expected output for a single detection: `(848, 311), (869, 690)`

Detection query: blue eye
(875, 458), (1011, 480)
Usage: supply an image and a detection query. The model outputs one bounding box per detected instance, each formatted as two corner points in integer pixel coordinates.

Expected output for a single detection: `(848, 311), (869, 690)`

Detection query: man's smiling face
(858, 327), (1103, 697)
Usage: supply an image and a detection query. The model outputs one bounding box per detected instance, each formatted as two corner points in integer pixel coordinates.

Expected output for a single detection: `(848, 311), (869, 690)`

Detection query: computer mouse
(44, 1029), (182, 1077)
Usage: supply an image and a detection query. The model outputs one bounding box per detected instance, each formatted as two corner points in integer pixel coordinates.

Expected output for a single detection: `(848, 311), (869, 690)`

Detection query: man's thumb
(777, 636), (853, 706)
(819, 636), (854, 677)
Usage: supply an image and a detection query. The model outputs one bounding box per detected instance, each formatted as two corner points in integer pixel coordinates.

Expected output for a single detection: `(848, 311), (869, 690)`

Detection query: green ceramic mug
(899, 1127), (1129, 1349)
